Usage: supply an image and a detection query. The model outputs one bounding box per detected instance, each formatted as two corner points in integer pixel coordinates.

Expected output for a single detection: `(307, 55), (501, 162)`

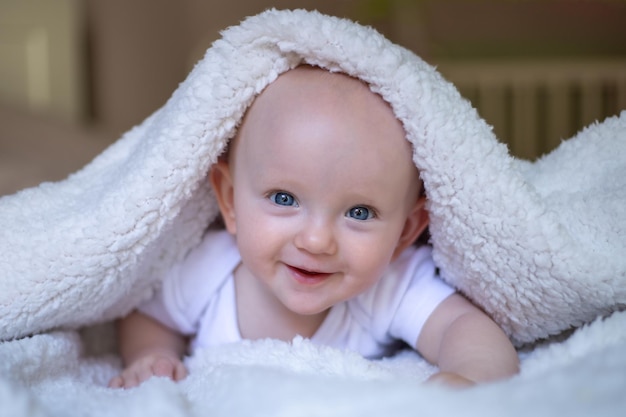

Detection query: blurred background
(1, 0), (625, 195)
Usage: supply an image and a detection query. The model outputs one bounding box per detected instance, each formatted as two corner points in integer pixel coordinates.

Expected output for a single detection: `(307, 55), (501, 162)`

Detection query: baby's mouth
(287, 265), (332, 284)
(294, 266), (323, 275)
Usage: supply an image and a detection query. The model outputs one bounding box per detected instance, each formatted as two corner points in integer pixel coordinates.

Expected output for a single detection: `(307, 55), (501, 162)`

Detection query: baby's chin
(280, 297), (333, 318)
(285, 302), (330, 316)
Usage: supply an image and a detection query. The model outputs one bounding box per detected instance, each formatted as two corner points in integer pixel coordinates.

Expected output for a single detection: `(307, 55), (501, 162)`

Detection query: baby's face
(213, 66), (426, 316)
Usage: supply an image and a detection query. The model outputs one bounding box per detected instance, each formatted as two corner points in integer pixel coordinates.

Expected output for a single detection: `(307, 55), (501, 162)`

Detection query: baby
(109, 66), (519, 389)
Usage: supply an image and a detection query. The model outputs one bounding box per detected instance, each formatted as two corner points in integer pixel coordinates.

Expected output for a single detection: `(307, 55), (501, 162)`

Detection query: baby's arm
(108, 310), (188, 389)
(416, 293), (519, 388)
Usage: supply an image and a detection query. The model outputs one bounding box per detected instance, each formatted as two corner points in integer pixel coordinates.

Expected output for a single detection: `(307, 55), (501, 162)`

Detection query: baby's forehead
(246, 66), (401, 130)
(230, 65), (413, 166)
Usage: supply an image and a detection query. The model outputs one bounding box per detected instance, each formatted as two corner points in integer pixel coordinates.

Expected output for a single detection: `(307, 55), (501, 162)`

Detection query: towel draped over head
(0, 9), (625, 346)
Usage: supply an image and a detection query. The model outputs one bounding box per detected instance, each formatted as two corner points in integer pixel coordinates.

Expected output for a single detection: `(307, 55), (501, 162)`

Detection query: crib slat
(511, 82), (538, 160)
(580, 79), (603, 127)
(545, 81), (571, 151)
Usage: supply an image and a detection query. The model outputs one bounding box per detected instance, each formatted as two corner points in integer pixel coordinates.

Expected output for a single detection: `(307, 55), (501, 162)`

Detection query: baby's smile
(286, 264), (333, 285)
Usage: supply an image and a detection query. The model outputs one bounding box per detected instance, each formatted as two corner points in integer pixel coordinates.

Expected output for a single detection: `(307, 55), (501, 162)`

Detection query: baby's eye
(270, 191), (297, 207)
(347, 206), (374, 221)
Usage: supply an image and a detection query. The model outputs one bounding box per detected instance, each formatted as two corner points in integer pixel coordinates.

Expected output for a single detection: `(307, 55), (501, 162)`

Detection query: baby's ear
(208, 161), (237, 234)
(392, 196), (429, 260)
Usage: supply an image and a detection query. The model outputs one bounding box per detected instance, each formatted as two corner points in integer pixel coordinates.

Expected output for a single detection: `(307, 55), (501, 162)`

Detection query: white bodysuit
(139, 230), (455, 358)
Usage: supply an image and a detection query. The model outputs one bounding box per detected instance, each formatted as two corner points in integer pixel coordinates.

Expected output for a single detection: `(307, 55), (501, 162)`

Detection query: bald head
(244, 66), (403, 143)
(231, 66), (416, 185)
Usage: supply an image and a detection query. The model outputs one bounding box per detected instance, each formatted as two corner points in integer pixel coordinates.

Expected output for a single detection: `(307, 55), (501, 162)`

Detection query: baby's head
(210, 66), (429, 313)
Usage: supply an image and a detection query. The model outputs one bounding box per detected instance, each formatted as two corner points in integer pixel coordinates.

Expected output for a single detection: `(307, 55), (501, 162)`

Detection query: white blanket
(1, 313), (626, 416)
(1, 9), (625, 416)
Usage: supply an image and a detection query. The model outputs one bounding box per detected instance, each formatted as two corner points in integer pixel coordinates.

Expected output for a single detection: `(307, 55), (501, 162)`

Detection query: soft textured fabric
(0, 8), (625, 417)
(0, 8), (624, 346)
(139, 230), (455, 358)
(1, 312), (625, 417)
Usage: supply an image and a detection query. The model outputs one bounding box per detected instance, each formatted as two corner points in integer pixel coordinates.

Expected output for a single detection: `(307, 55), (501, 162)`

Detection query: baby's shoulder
(170, 229), (240, 301)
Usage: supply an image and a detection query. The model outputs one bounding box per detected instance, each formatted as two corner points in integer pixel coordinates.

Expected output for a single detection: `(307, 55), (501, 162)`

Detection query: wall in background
(1, 0), (624, 158)
(0, 0), (86, 122)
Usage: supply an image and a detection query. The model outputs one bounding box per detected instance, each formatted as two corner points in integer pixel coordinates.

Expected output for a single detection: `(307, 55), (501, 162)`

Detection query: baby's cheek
(347, 250), (391, 289)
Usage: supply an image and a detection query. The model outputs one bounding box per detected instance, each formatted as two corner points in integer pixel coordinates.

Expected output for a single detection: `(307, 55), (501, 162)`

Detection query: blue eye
(270, 192), (297, 207)
(347, 206), (373, 221)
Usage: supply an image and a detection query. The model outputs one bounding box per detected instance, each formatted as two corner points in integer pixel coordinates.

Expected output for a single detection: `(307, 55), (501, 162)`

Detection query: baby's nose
(294, 219), (338, 255)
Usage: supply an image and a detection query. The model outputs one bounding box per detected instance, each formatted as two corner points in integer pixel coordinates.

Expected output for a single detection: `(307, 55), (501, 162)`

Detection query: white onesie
(139, 230), (455, 358)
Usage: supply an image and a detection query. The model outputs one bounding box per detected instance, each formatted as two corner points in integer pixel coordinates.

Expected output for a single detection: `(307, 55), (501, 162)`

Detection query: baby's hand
(108, 351), (188, 389)
(425, 371), (476, 389)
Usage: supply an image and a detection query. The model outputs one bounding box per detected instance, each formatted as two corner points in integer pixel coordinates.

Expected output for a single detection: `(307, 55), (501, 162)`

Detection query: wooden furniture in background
(439, 60), (626, 159)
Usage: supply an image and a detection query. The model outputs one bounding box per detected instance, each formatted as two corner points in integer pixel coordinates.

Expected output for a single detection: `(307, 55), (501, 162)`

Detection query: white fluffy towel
(1, 9), (625, 417)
